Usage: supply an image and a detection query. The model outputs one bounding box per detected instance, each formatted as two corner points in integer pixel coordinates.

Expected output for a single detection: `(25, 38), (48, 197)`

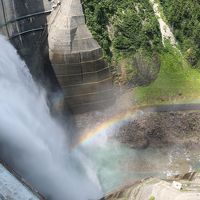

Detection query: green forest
(82, 0), (162, 57)
(160, 0), (200, 67)
(82, 0), (200, 105)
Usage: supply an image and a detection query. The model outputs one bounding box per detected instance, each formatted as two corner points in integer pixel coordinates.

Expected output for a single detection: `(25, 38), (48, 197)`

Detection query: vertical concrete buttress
(48, 0), (114, 113)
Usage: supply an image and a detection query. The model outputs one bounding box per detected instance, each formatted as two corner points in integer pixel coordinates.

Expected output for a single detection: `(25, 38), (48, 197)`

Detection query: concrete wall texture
(0, 0), (114, 113)
(0, 0), (61, 92)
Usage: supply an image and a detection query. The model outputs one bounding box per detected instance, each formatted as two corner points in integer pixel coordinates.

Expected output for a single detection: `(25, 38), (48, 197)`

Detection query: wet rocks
(115, 111), (200, 149)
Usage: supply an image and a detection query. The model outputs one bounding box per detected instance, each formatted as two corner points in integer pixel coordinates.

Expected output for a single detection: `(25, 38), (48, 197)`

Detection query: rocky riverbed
(115, 111), (200, 149)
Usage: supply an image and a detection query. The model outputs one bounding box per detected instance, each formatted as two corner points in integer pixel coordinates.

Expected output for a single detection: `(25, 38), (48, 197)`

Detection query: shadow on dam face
(1, 0), (59, 89)
(0, 0), (115, 114)
(0, 0), (77, 167)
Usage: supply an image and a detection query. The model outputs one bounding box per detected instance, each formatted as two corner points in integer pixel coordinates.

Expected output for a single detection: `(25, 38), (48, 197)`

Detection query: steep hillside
(82, 0), (162, 57)
(160, 0), (200, 67)
(82, 0), (200, 105)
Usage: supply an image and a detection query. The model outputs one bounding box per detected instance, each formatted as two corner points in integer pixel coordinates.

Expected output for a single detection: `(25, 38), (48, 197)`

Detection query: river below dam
(77, 132), (200, 193)
(75, 108), (200, 194)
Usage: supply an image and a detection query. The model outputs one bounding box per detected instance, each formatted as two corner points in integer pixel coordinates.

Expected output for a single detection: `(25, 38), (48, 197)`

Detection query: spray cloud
(0, 35), (102, 200)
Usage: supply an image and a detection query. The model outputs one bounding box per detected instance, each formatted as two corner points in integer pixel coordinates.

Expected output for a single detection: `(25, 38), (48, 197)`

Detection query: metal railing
(0, 10), (53, 29)
(9, 27), (45, 39)
(0, 1), (62, 41)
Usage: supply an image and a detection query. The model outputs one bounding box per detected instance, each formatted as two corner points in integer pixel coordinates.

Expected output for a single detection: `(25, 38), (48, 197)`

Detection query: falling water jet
(0, 35), (102, 200)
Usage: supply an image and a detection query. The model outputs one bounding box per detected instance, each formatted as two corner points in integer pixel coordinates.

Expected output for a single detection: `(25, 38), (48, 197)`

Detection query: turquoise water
(81, 141), (200, 193)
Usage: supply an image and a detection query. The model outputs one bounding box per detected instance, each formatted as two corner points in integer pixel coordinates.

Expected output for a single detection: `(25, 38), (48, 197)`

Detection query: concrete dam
(0, 0), (113, 113)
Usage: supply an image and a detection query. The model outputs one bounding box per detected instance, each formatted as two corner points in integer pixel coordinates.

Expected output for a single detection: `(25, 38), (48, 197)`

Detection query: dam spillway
(0, 35), (102, 200)
(0, 0), (113, 113)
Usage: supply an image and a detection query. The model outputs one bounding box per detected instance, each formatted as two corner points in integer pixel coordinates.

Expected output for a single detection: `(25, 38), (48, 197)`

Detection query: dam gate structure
(0, 0), (114, 113)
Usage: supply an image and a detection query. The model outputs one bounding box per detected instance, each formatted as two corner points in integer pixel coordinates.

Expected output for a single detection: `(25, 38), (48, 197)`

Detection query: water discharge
(0, 35), (200, 200)
(0, 35), (102, 200)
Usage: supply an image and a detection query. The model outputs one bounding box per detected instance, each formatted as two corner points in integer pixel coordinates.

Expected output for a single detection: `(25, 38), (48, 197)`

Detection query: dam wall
(48, 0), (114, 113)
(0, 0), (114, 113)
(0, 0), (60, 92)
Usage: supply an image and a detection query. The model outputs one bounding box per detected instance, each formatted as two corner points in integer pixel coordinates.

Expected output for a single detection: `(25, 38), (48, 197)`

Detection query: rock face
(101, 172), (200, 200)
(48, 0), (113, 113)
(0, 0), (113, 113)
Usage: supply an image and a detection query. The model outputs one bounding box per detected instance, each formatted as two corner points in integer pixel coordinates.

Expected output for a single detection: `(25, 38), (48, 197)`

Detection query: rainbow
(72, 107), (144, 148)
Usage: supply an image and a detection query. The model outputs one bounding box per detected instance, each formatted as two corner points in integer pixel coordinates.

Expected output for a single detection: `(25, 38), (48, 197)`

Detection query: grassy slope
(83, 0), (200, 106)
(134, 43), (200, 105)
(133, 1), (200, 106)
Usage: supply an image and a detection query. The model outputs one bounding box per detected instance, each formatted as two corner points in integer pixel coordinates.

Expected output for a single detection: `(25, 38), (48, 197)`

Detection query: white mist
(0, 35), (102, 200)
